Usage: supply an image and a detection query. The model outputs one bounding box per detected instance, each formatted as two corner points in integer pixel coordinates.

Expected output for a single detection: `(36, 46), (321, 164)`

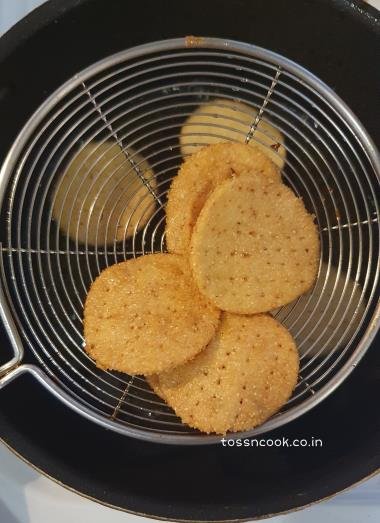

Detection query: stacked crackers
(84, 141), (319, 435)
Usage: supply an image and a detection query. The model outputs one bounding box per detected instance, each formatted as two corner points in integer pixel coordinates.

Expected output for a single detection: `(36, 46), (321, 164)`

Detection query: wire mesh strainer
(0, 37), (379, 445)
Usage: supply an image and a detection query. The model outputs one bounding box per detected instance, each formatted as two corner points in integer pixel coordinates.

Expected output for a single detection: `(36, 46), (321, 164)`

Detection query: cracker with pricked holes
(190, 174), (319, 314)
(165, 142), (281, 254)
(180, 98), (286, 168)
(157, 313), (299, 434)
(229, 314), (299, 432)
(52, 141), (157, 246)
(84, 254), (220, 375)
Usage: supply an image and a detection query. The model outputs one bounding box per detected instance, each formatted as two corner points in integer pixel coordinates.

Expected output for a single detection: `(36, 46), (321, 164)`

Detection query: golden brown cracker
(229, 314), (299, 432)
(52, 141), (156, 246)
(84, 254), (220, 375)
(158, 313), (299, 434)
(180, 98), (286, 168)
(165, 142), (281, 254)
(157, 314), (244, 434)
(190, 174), (319, 314)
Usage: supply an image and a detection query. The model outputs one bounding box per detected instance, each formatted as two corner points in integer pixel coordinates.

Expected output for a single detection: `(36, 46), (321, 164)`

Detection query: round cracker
(229, 314), (299, 432)
(84, 254), (220, 375)
(52, 140), (157, 246)
(157, 313), (299, 434)
(165, 142), (281, 254)
(180, 98), (286, 168)
(190, 174), (319, 314)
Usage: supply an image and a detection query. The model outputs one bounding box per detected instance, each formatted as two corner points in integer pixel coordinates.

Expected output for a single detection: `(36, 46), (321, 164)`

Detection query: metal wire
(0, 38), (379, 444)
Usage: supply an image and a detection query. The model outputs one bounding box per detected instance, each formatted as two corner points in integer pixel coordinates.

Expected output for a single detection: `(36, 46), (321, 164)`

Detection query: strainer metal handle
(0, 357), (174, 442)
(0, 272), (24, 380)
(0, 270), (56, 396)
(0, 365), (28, 388)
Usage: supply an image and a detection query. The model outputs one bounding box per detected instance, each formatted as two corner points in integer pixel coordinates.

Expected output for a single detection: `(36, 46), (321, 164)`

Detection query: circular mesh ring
(0, 37), (379, 445)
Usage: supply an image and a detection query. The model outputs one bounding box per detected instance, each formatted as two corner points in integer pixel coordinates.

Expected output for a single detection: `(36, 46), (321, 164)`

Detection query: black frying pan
(0, 0), (379, 520)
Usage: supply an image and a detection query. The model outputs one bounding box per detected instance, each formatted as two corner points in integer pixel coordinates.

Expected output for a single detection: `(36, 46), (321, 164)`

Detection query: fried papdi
(52, 141), (157, 246)
(180, 98), (286, 168)
(157, 313), (299, 434)
(84, 254), (220, 375)
(229, 314), (299, 432)
(190, 174), (319, 313)
(166, 142), (281, 254)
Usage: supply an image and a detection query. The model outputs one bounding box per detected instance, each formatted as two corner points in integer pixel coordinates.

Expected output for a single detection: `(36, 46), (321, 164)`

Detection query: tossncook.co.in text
(221, 437), (323, 447)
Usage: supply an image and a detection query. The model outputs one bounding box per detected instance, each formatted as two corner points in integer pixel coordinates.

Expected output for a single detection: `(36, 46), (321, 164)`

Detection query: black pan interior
(0, 335), (379, 521)
(0, 0), (379, 521)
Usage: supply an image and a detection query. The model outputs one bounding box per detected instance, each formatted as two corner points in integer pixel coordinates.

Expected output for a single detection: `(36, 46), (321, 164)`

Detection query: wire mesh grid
(0, 38), (379, 444)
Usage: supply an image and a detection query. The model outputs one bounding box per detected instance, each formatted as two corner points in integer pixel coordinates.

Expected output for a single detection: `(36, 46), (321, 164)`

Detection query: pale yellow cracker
(52, 141), (157, 246)
(84, 254), (220, 375)
(190, 174), (319, 314)
(165, 142), (281, 254)
(180, 98), (286, 168)
(157, 313), (299, 434)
